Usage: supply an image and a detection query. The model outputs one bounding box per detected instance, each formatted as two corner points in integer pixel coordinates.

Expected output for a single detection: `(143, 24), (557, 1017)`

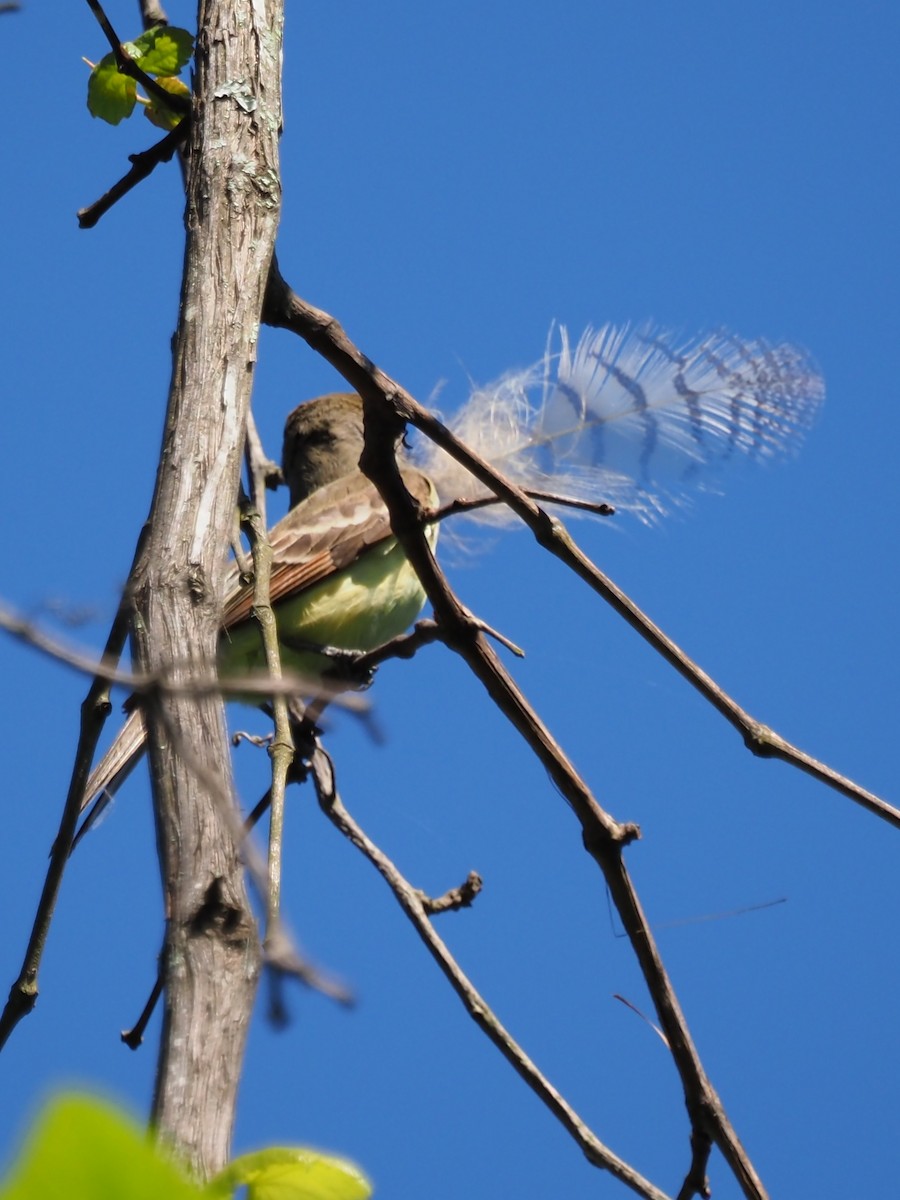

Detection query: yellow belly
(218, 530), (435, 687)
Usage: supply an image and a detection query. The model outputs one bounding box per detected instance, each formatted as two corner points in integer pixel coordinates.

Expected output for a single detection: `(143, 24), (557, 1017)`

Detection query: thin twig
(244, 408), (283, 530)
(678, 1132), (713, 1200)
(357, 615), (524, 672)
(121, 965), (164, 1050)
(0, 602), (368, 713)
(436, 491), (615, 520)
(310, 742), (673, 1200)
(0, 529), (143, 1048)
(77, 121), (188, 229)
(239, 498), (295, 940)
(417, 871), (483, 914)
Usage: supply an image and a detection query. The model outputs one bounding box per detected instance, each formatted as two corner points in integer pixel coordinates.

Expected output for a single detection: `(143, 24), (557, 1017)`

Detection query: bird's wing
(221, 467), (434, 630)
(76, 466), (435, 832)
(75, 707), (149, 836)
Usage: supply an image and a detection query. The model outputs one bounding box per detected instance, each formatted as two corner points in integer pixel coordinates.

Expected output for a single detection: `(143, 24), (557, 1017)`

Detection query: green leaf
(144, 76), (191, 130)
(211, 1148), (372, 1200)
(0, 1094), (203, 1200)
(129, 26), (194, 78)
(87, 53), (137, 124)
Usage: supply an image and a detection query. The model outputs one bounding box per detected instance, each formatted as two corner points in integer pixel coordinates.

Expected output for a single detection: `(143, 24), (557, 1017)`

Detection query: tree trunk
(127, 1), (283, 1178)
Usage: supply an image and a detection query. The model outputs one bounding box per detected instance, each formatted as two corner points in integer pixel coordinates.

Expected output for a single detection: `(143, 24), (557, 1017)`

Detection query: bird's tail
(71, 709), (148, 851)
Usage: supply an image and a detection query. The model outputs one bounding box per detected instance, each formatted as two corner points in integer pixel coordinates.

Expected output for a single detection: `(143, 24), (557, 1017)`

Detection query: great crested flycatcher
(221, 392), (438, 683)
(79, 392), (438, 825)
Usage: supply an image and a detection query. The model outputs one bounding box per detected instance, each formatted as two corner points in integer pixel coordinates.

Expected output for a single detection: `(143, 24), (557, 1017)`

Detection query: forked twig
(310, 741), (673, 1200)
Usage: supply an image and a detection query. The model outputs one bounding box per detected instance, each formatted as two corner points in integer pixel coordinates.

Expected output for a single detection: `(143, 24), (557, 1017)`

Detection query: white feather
(419, 323), (824, 525)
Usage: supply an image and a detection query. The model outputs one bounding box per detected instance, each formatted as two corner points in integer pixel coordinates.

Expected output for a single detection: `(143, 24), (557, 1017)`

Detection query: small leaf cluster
(87, 26), (194, 129)
(0, 1095), (372, 1200)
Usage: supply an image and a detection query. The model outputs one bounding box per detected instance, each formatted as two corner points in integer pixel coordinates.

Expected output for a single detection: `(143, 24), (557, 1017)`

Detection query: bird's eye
(305, 428), (335, 447)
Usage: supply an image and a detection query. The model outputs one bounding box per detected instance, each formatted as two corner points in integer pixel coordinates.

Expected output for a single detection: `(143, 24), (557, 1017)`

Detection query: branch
(77, 121), (188, 229)
(310, 742), (674, 1200)
(262, 269), (774, 1199)
(243, 407), (282, 529)
(0, 602), (369, 713)
(417, 871), (483, 915)
(0, 533), (144, 1048)
(357, 408), (765, 1199)
(436, 491), (615, 521)
(239, 498), (295, 939)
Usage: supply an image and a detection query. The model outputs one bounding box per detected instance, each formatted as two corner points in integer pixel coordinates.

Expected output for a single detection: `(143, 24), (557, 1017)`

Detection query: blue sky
(1, 3), (898, 1198)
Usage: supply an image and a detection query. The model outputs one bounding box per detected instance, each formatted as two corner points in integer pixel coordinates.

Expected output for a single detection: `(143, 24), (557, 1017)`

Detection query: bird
(76, 392), (438, 841)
